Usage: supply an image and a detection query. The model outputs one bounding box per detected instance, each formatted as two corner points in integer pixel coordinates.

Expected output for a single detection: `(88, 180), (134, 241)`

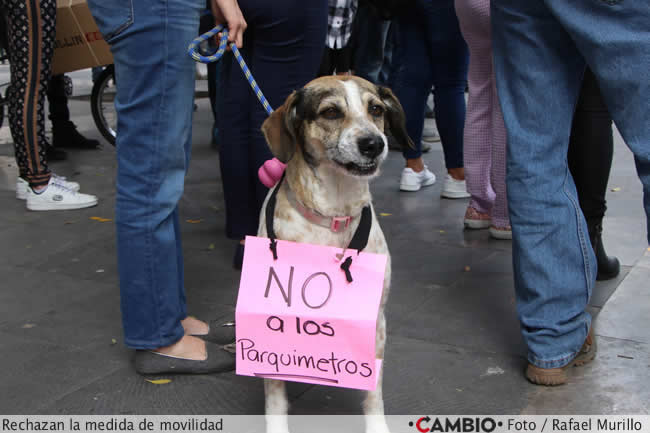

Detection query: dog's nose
(357, 135), (384, 158)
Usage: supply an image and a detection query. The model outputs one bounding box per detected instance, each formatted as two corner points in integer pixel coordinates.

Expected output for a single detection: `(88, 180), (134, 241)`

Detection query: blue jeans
(491, 0), (650, 368)
(88, 0), (202, 349)
(381, 22), (400, 90)
(352, 3), (391, 85)
(392, 0), (468, 166)
(218, 0), (327, 240)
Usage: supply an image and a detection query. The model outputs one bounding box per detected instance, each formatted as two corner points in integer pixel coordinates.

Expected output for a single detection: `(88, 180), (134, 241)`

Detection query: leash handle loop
(188, 25), (274, 116)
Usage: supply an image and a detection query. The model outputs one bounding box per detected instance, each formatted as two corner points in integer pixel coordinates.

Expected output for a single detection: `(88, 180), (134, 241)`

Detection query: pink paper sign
(235, 235), (387, 391)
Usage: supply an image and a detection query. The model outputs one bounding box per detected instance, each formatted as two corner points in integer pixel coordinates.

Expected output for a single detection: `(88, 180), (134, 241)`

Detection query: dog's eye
(369, 105), (385, 117)
(320, 107), (343, 120)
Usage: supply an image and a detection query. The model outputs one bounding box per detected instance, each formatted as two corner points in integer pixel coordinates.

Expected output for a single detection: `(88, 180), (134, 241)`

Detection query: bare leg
(181, 316), (209, 335)
(448, 166), (465, 180)
(405, 157), (425, 173)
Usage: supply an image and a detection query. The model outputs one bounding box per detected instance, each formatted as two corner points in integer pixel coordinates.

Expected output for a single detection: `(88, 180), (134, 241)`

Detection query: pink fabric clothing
(454, 0), (509, 227)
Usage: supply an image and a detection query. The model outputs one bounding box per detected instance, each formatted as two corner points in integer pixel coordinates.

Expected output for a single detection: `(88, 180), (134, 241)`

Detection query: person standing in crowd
(218, 0), (328, 269)
(351, 0), (390, 85)
(568, 68), (620, 281)
(352, 7), (432, 151)
(318, 0), (357, 76)
(454, 0), (510, 239)
(393, 0), (469, 197)
(48, 74), (101, 159)
(3, 0), (98, 211)
(0, 11), (7, 62)
(86, 0), (245, 374)
(491, 0), (649, 385)
(200, 3), (222, 150)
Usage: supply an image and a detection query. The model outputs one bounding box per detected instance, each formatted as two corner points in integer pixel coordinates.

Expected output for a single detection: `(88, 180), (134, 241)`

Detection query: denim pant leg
(246, 0), (327, 214)
(544, 0), (650, 244)
(381, 22), (400, 89)
(428, 2), (468, 170)
(88, 0), (201, 349)
(219, 0), (327, 240)
(491, 0), (595, 368)
(394, 0), (468, 166)
(393, 8), (431, 160)
(353, 3), (390, 85)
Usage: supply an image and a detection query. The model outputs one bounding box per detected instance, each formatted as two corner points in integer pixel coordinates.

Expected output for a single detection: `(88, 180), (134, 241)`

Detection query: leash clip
(331, 216), (352, 233)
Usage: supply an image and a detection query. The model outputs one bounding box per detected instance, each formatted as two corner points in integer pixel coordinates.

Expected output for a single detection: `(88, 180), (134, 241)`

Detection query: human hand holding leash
(192, 3), (282, 188)
(211, 0), (246, 48)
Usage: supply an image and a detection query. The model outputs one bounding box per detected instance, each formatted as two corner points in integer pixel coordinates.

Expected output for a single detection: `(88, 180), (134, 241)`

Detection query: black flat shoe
(194, 314), (235, 345)
(134, 342), (235, 375)
(53, 120), (101, 149)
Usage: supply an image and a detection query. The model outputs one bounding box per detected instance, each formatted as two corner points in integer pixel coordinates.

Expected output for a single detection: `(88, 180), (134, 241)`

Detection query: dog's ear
(376, 85), (415, 150)
(262, 89), (304, 163)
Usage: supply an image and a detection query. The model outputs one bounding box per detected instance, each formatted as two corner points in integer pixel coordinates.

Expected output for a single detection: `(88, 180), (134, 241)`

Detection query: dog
(256, 75), (413, 433)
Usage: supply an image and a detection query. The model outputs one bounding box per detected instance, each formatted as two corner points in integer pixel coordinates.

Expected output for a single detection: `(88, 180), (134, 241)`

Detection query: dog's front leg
(363, 312), (391, 433)
(265, 378), (290, 433)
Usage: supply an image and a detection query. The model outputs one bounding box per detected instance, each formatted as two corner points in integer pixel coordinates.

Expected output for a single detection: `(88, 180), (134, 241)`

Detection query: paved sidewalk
(0, 67), (648, 415)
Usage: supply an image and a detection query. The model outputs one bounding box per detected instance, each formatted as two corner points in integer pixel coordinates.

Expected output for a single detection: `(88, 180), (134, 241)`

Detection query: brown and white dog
(257, 75), (412, 433)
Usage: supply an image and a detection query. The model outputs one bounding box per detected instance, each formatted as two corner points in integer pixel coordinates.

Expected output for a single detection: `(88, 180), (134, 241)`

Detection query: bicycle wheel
(63, 75), (73, 97)
(90, 65), (117, 146)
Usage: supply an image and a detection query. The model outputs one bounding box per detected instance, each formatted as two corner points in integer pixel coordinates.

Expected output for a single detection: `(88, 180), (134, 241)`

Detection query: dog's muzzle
(357, 135), (385, 159)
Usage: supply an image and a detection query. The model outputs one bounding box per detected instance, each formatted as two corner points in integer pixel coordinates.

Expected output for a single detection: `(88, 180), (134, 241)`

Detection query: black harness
(265, 175), (372, 283)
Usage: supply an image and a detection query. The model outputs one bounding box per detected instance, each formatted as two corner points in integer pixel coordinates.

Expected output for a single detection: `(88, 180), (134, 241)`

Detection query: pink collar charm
(258, 158), (286, 188)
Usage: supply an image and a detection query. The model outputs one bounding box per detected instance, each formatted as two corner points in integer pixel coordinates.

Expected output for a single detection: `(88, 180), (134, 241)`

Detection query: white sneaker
(26, 178), (98, 211)
(16, 174), (80, 200)
(400, 166), (436, 192)
(441, 174), (470, 199)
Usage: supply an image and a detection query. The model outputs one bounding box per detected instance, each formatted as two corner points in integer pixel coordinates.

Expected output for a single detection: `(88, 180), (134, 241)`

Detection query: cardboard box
(52, 0), (113, 75)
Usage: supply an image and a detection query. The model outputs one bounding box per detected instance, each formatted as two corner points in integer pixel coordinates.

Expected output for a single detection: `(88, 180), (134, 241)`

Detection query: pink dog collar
(284, 184), (356, 234)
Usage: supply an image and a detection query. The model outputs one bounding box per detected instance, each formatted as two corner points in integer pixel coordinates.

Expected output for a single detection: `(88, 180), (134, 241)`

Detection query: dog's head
(262, 76), (413, 178)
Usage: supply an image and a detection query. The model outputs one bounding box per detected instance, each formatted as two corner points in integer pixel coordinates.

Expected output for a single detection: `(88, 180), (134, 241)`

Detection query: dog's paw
(365, 426), (391, 433)
(365, 416), (391, 433)
(266, 415), (290, 433)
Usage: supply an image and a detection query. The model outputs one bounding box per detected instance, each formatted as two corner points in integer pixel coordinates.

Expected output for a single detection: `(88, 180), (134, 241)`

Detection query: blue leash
(188, 25), (274, 116)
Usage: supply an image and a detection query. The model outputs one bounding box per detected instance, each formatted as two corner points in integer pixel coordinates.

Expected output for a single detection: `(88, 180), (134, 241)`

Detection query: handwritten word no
(264, 266), (332, 309)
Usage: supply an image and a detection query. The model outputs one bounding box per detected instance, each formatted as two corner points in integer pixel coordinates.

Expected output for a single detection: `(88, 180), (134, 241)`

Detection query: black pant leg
(568, 67), (614, 223)
(47, 74), (70, 123)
